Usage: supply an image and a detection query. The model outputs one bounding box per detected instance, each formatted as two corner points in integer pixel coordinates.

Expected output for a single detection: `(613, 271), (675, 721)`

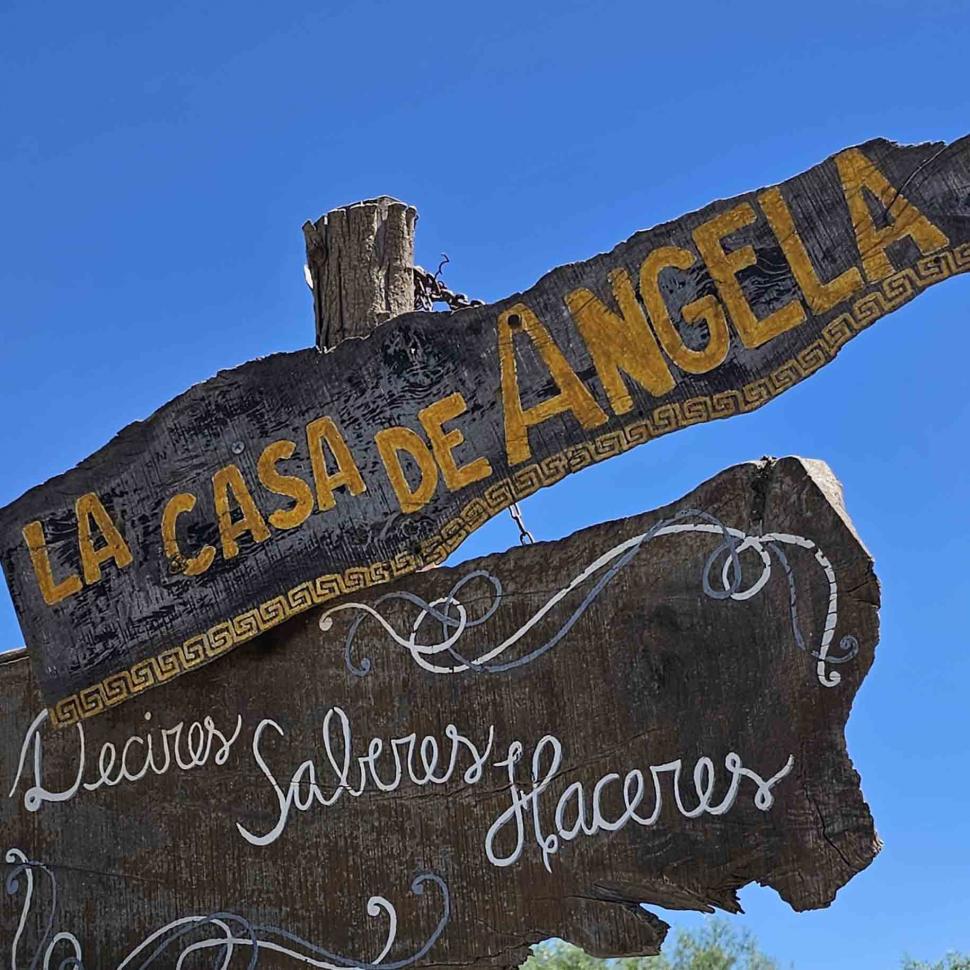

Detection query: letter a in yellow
(212, 465), (271, 560)
(836, 148), (949, 283)
(76, 492), (134, 585)
(498, 303), (608, 466)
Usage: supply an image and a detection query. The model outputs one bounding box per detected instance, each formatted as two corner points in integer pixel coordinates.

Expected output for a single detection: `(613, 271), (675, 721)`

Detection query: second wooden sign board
(1, 457), (879, 968)
(0, 133), (965, 725)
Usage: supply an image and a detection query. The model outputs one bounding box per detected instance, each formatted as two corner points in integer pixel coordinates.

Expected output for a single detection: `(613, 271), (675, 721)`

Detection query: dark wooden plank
(0, 135), (961, 725)
(1, 457), (879, 968)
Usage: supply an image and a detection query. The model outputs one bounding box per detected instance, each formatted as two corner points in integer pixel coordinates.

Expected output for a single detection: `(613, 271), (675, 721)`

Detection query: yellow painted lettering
(305, 417), (366, 512)
(375, 426), (439, 514)
(758, 186), (864, 314)
(639, 246), (731, 374)
(76, 492), (133, 586)
(835, 147), (950, 282)
(21, 520), (82, 606)
(257, 439), (314, 530)
(160, 492), (215, 577)
(693, 203), (807, 349)
(418, 393), (492, 491)
(212, 464), (270, 560)
(498, 302), (608, 466)
(565, 267), (675, 415)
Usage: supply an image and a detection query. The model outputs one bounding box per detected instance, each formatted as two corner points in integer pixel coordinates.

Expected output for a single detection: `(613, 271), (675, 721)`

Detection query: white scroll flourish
(319, 508), (859, 687)
(4, 847), (449, 970)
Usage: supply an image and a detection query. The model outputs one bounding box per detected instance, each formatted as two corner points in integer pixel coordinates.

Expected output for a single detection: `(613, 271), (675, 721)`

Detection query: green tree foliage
(902, 956), (970, 970)
(521, 920), (781, 970)
(522, 922), (970, 970)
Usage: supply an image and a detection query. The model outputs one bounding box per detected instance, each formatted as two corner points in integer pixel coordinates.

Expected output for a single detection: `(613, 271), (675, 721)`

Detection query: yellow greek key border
(49, 242), (970, 728)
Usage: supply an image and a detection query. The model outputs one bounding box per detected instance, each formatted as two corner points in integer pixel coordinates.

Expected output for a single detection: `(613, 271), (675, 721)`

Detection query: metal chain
(414, 255), (536, 546)
(413, 254), (485, 312)
(508, 502), (535, 545)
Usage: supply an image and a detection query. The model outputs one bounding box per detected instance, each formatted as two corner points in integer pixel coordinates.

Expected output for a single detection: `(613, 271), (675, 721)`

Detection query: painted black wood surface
(0, 458), (880, 968)
(0, 134), (963, 725)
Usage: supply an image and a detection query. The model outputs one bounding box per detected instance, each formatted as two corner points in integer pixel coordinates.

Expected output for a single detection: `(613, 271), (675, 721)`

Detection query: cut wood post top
(303, 196), (417, 351)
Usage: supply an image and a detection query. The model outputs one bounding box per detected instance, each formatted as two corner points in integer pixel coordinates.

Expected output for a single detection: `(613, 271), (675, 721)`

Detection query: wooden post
(303, 196), (417, 350)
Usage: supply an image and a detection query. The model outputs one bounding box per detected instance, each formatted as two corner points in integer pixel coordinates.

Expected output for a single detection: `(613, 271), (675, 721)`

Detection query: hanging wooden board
(0, 134), (960, 726)
(1, 457), (880, 968)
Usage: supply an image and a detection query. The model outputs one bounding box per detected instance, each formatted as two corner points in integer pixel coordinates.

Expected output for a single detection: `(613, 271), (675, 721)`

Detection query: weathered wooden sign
(1, 457), (879, 967)
(1, 134), (957, 726)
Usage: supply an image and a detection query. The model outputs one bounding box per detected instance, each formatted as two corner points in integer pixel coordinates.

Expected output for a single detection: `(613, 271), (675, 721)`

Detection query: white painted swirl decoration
(4, 847), (449, 970)
(319, 508), (858, 687)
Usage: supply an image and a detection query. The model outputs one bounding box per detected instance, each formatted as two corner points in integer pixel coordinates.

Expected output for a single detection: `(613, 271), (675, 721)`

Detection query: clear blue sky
(1, 1), (968, 966)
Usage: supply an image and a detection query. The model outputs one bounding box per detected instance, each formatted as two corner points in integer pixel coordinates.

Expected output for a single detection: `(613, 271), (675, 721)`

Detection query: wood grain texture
(0, 457), (880, 968)
(0, 134), (963, 724)
(303, 197), (417, 349)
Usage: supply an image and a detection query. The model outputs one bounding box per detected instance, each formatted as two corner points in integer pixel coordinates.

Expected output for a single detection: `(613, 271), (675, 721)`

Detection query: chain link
(508, 502), (535, 545)
(413, 255), (485, 312)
